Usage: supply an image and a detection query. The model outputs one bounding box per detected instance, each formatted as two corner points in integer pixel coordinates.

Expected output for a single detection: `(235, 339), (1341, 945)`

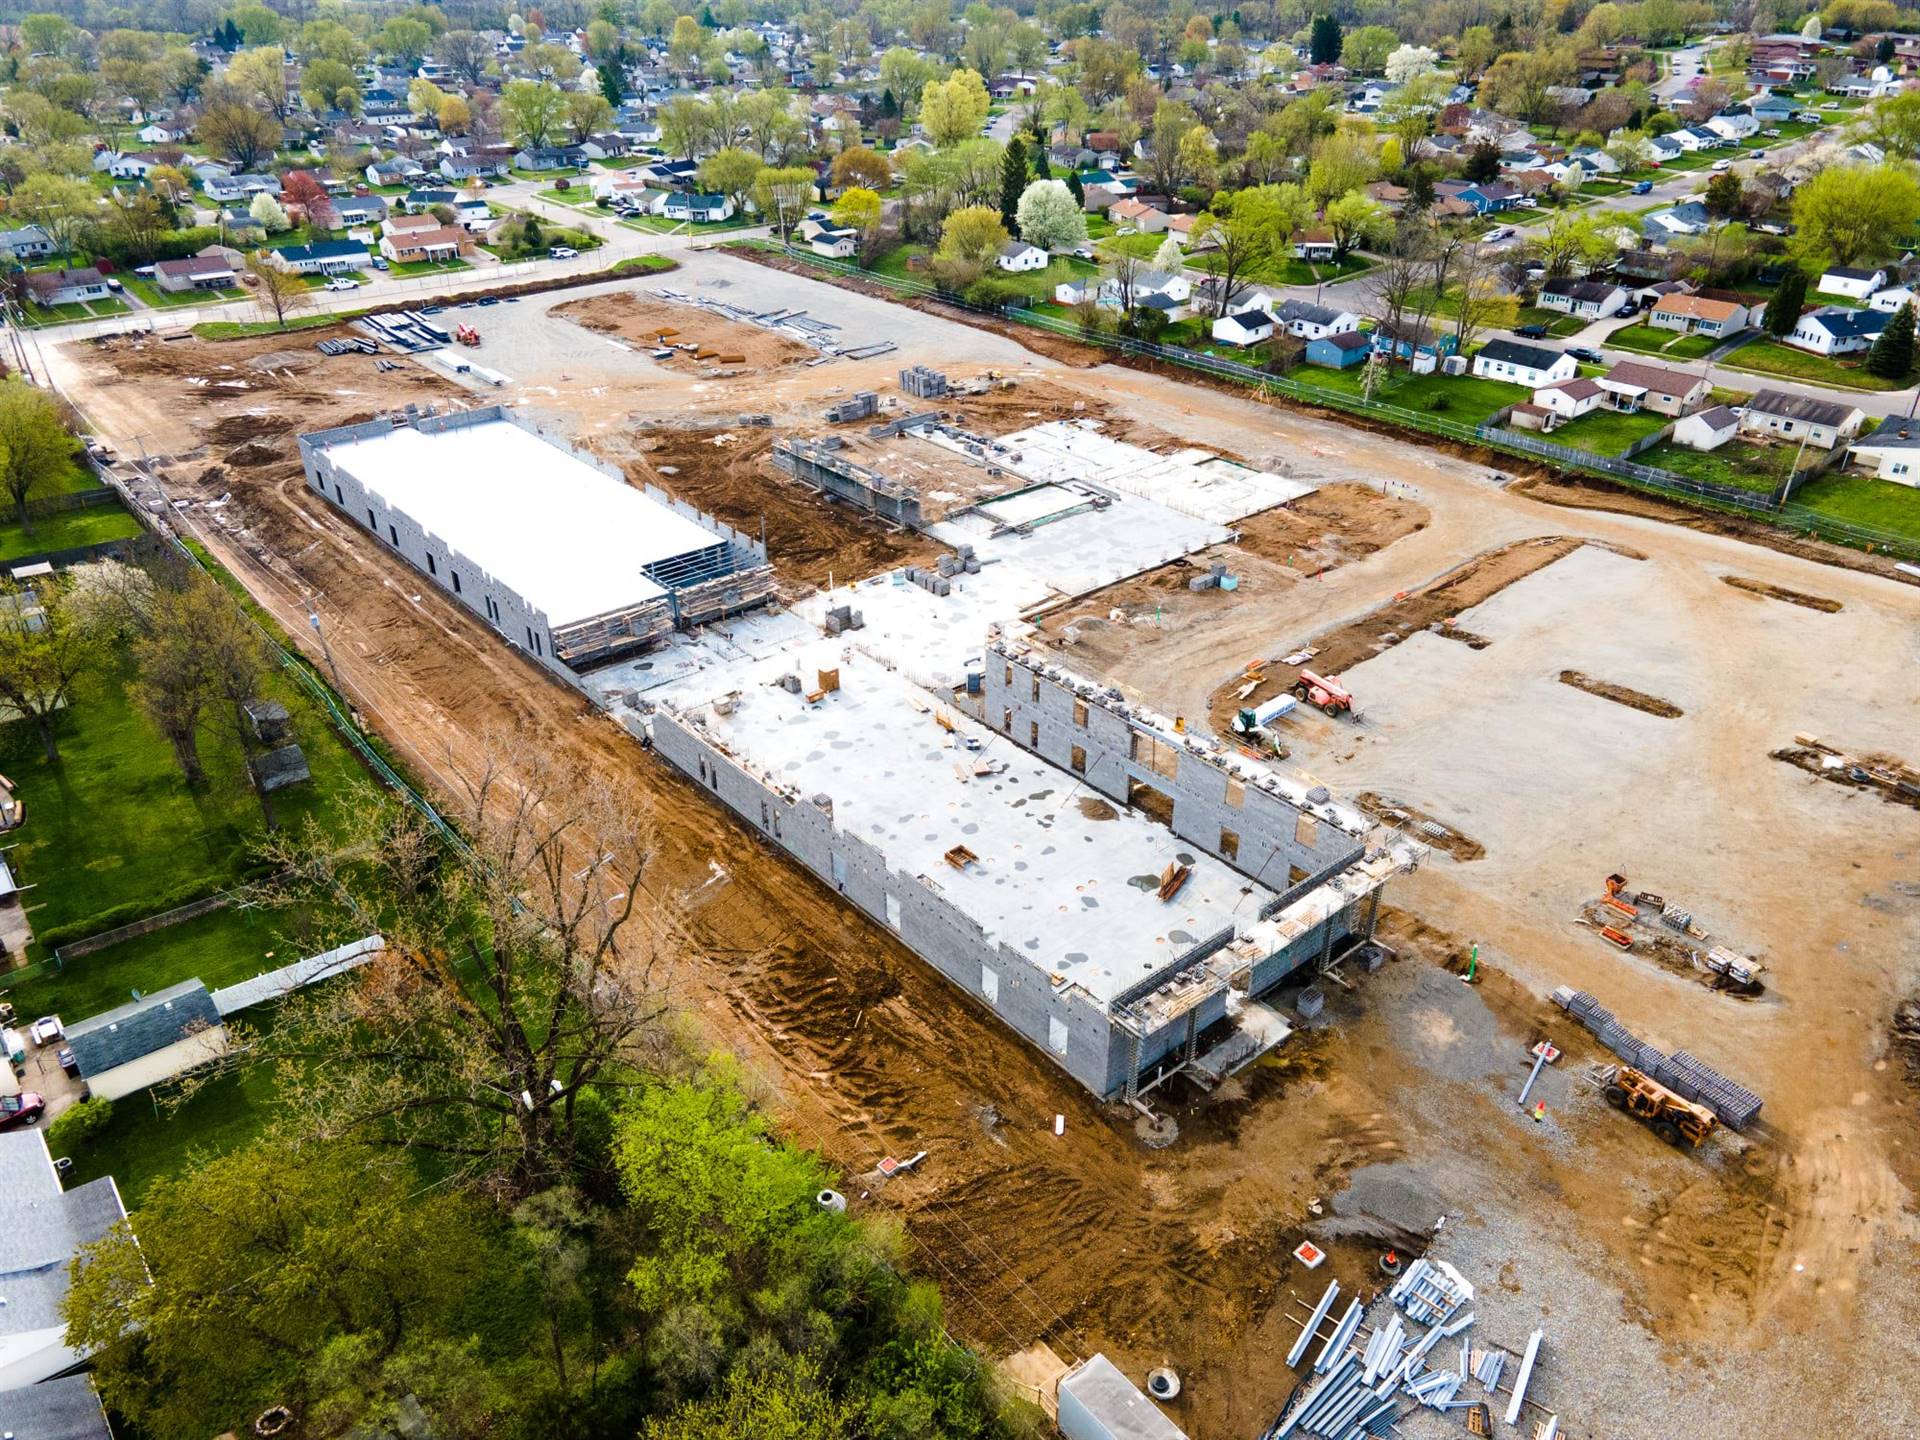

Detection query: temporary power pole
(307, 599), (348, 700)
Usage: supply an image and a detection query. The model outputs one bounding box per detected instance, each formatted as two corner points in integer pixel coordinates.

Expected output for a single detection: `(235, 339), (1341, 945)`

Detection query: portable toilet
(2, 1027), (25, 1071)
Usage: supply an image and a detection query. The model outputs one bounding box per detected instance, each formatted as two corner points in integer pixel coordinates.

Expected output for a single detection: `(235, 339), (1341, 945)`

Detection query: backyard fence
(23, 486), (119, 519)
(53, 887), (241, 963)
(752, 243), (1920, 563)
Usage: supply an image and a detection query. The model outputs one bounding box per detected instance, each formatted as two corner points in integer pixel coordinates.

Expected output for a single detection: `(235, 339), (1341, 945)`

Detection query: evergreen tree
(1066, 170), (1085, 206)
(1464, 139), (1501, 184)
(1309, 14), (1343, 63)
(1867, 299), (1915, 379)
(1000, 135), (1028, 226)
(1034, 143), (1052, 179)
(880, 87), (898, 119)
(598, 62), (624, 107)
(1763, 269), (1807, 336)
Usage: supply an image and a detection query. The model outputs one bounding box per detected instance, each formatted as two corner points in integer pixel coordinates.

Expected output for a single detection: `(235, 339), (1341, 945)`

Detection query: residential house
(997, 241), (1049, 273)
(66, 978), (229, 1101)
(1649, 292), (1751, 337)
(1705, 108), (1760, 141)
(1673, 123), (1731, 151)
(0, 224), (54, 260)
(1307, 328), (1372, 368)
(1472, 337), (1578, 387)
(1532, 376), (1606, 420)
(662, 192), (736, 222)
(137, 121), (184, 144)
(1595, 360), (1711, 415)
(1568, 144), (1620, 174)
(96, 150), (164, 179)
(0, 1129), (129, 1388)
(1673, 404), (1741, 451)
(1749, 92), (1799, 125)
(22, 268), (108, 306)
(1290, 230), (1337, 262)
(452, 197), (493, 230)
(380, 224), (472, 264)
(1079, 175), (1138, 212)
(1538, 278), (1630, 319)
(333, 194), (390, 227)
(367, 157), (426, 187)
(270, 239), (369, 275)
(1847, 415), (1920, 484)
(0, 1375), (114, 1440)
(1787, 306), (1888, 354)
(438, 156), (509, 183)
(1632, 277), (1696, 309)
(1871, 284), (1919, 313)
(153, 254), (237, 292)
(1109, 198), (1170, 232)
(1133, 290), (1189, 323)
(216, 206), (267, 241)
(1739, 389), (1866, 449)
(1646, 133), (1686, 165)
(1641, 202), (1713, 240)
(1434, 179), (1520, 214)
(1132, 267), (1191, 304)
(1271, 299), (1360, 340)
(1819, 265), (1888, 300)
(514, 146), (585, 171)
(1372, 320), (1458, 369)
(1213, 309), (1277, 346)
(203, 172), (277, 203)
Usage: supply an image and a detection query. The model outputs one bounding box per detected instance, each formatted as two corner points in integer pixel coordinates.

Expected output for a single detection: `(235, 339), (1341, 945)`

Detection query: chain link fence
(751, 243), (1920, 563)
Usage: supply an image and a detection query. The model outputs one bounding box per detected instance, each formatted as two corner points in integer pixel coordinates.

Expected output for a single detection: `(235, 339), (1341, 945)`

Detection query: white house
(662, 192), (736, 222)
(0, 1130), (129, 1389)
(1271, 299), (1359, 340)
(1787, 307), (1887, 356)
(1870, 286), (1918, 313)
(22, 267), (109, 306)
(1532, 376), (1605, 420)
(1673, 404), (1740, 451)
(1705, 109), (1760, 141)
(1212, 308), (1277, 346)
(0, 224), (55, 260)
(1537, 278), (1629, 320)
(810, 227), (858, 258)
(1473, 338), (1578, 388)
(1819, 265), (1888, 301)
(997, 241), (1049, 273)
(1847, 415), (1920, 484)
(1739, 390), (1866, 449)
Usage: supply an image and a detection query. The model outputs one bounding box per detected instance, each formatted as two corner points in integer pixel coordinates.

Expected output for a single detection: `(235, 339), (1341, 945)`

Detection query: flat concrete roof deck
(657, 641), (1272, 1009)
(311, 417), (726, 628)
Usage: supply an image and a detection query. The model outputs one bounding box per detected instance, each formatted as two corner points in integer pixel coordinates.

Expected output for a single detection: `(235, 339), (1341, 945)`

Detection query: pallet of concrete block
(825, 391), (878, 424)
(899, 364), (949, 399)
(1656, 1051), (1763, 1130)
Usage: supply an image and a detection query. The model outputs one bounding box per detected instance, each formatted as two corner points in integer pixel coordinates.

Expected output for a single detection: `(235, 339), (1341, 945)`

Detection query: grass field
(0, 903), (309, 1022)
(609, 254), (678, 276)
(21, 296), (129, 326)
(1719, 337), (1907, 391)
(1606, 322), (1721, 359)
(192, 310), (360, 340)
(1547, 407), (1672, 455)
(1639, 438), (1787, 493)
(0, 642), (370, 961)
(872, 243), (1099, 302)
(388, 256), (472, 277)
(123, 277), (245, 309)
(0, 502), (142, 562)
(1301, 364), (1525, 423)
(1792, 470), (1920, 542)
(620, 211), (755, 235)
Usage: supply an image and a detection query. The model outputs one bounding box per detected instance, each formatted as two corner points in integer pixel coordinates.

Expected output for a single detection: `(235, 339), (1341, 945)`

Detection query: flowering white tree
(1385, 44), (1439, 84)
(1015, 178), (1087, 249)
(1152, 234), (1184, 271)
(249, 192), (290, 233)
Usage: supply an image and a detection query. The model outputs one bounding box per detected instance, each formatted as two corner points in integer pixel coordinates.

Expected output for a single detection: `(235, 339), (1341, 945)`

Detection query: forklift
(1602, 1065), (1717, 1148)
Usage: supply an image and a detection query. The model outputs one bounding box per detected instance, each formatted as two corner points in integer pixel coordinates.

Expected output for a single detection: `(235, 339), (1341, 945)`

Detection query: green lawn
(0, 642), (371, 960)
(1638, 438), (1788, 494)
(1250, 252), (1371, 287)
(609, 254), (678, 276)
(43, 445), (100, 496)
(0, 903), (311, 1023)
(872, 243), (1098, 303)
(1546, 407), (1672, 455)
(620, 212), (755, 235)
(510, 166), (583, 182)
(193, 310), (362, 340)
(388, 257), (472, 278)
(1577, 179), (1631, 196)
(20, 296), (129, 326)
(1808, 291), (1867, 310)
(1405, 286), (1582, 338)
(124, 277), (246, 309)
(1303, 363), (1526, 423)
(0, 502), (142, 562)
(1719, 337), (1907, 391)
(50, 1004), (286, 1209)
(1606, 322), (1721, 359)
(536, 186), (600, 209)
(1792, 471), (1920, 542)
(296, 268), (370, 290)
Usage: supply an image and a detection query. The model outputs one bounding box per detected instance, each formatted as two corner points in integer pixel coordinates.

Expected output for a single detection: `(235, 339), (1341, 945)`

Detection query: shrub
(961, 276), (1024, 308)
(47, 1097), (114, 1153)
(1423, 394), (1450, 411)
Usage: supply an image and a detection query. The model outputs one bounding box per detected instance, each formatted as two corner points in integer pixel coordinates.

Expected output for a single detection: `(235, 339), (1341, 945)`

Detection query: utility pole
(306, 596), (349, 702)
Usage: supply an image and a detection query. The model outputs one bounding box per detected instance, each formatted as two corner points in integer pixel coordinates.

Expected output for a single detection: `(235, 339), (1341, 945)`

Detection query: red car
(0, 1092), (45, 1129)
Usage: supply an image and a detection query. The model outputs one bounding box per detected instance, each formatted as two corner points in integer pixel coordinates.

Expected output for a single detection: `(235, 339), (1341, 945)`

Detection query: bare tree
(1367, 225), (1442, 374)
(236, 747), (678, 1194)
(245, 250), (313, 331)
(1449, 241), (1515, 353)
(1110, 251), (1145, 318)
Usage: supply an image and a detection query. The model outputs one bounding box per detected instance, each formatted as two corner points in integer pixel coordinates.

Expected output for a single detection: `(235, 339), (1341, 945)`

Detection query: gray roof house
(0, 1129), (128, 1389)
(0, 224), (55, 260)
(64, 978), (229, 1101)
(0, 1373), (114, 1439)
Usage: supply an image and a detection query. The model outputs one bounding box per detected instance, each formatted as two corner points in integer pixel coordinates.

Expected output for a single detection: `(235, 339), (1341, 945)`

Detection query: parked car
(325, 277), (360, 291)
(0, 1092), (45, 1130)
(57, 1046), (78, 1077)
(1631, 180), (1654, 194)
(1710, 158), (1733, 172)
(104, 276), (122, 291)
(1486, 225), (1516, 241)
(1514, 323), (1549, 339)
(1615, 302), (1638, 317)
(549, 245), (578, 258)
(1567, 346), (1606, 364)
(371, 256), (389, 270)
(1762, 127), (1782, 137)
(477, 296), (499, 306)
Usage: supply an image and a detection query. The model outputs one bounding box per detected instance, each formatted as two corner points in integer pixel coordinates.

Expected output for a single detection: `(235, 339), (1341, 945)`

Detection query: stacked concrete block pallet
(1551, 986), (1763, 1129)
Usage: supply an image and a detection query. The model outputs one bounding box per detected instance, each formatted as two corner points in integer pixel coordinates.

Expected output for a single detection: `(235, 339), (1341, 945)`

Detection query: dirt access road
(46, 253), (1920, 1437)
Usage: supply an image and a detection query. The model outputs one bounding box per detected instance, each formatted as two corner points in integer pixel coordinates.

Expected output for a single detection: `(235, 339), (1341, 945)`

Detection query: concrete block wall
(983, 653), (1366, 893)
(301, 425), (570, 680)
(650, 710), (1132, 1097)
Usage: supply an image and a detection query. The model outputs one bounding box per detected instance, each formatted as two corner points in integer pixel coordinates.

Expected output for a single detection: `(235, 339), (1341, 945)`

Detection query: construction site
(43, 253), (1920, 1440)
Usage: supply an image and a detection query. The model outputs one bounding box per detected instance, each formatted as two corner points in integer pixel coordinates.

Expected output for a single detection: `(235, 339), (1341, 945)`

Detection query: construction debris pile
(1579, 873), (1764, 995)
(1551, 987), (1764, 1129)
(656, 289), (896, 360)
(1269, 1258), (1557, 1440)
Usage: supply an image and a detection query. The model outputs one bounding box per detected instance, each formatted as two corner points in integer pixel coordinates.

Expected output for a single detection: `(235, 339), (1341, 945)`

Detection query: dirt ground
(1721, 573), (1845, 613)
(1558, 668), (1687, 718)
(46, 254), (1920, 1438)
(552, 290), (814, 369)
